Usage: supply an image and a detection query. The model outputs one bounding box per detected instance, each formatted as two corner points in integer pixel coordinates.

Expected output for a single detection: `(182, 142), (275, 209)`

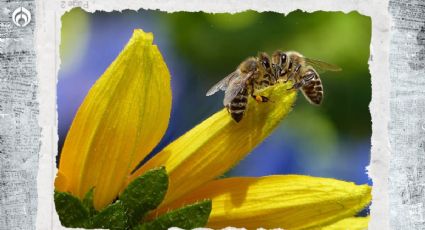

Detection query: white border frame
(36, 1), (390, 229)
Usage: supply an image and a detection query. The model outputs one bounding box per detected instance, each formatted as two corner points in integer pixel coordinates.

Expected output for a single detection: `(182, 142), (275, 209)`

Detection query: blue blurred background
(58, 9), (372, 186)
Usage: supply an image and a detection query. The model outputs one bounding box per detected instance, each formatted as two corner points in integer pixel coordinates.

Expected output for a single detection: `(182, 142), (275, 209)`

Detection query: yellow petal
(153, 175), (371, 229)
(321, 216), (370, 230)
(129, 83), (297, 206)
(54, 170), (68, 192)
(56, 29), (171, 210)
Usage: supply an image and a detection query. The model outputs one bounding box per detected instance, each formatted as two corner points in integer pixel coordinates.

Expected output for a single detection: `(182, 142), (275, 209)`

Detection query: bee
(207, 50), (341, 122)
(271, 50), (342, 105)
(206, 53), (273, 122)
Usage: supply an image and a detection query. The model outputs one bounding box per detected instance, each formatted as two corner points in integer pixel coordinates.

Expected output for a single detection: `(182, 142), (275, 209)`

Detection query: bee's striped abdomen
(228, 88), (248, 122)
(301, 78), (323, 105)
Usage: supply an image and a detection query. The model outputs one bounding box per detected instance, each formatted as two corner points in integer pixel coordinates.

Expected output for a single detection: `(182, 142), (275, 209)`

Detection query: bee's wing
(206, 71), (240, 96)
(304, 58), (342, 73)
(223, 71), (253, 106)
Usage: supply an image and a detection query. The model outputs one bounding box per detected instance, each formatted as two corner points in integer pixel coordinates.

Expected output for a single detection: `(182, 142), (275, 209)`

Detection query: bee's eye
(262, 60), (270, 69)
(281, 54), (287, 64)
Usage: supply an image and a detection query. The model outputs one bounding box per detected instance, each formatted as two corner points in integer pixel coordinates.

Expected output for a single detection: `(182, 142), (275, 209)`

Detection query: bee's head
(240, 57), (259, 73)
(271, 50), (287, 76)
(271, 50), (287, 66)
(258, 52), (271, 72)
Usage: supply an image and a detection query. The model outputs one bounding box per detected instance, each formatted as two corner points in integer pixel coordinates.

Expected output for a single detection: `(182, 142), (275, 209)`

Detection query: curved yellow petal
(54, 170), (68, 192)
(56, 29), (172, 210)
(153, 175), (371, 229)
(321, 216), (370, 230)
(129, 83), (297, 206)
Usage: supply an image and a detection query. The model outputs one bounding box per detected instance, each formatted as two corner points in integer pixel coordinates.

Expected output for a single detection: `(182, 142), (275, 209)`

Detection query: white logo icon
(12, 7), (31, 27)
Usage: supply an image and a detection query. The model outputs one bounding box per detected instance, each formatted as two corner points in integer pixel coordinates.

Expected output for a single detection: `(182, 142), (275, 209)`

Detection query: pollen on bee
(255, 95), (263, 102)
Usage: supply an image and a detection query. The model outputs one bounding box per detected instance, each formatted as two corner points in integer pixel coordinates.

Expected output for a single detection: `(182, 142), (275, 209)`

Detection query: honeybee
(207, 50), (341, 122)
(271, 50), (342, 105)
(206, 53), (273, 122)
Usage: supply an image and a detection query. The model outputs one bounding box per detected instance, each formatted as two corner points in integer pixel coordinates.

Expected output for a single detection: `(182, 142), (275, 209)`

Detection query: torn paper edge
(35, 0), (391, 229)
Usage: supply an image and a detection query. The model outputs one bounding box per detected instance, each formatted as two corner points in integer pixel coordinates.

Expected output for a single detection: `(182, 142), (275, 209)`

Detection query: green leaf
(120, 167), (168, 225)
(82, 187), (98, 217)
(54, 191), (90, 228)
(135, 200), (212, 230)
(90, 200), (129, 229)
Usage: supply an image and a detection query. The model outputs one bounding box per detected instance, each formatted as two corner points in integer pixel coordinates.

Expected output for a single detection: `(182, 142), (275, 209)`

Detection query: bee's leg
(287, 81), (305, 90)
(272, 73), (279, 84)
(252, 95), (270, 102)
(303, 71), (316, 82)
(274, 66), (282, 80)
(283, 59), (293, 83)
(294, 81), (304, 89)
(285, 64), (301, 83)
(252, 94), (270, 102)
(249, 80), (270, 103)
(283, 73), (291, 83)
(287, 71), (315, 90)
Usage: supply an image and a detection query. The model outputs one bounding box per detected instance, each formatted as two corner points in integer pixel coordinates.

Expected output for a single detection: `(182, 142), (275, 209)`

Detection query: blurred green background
(58, 9), (371, 186)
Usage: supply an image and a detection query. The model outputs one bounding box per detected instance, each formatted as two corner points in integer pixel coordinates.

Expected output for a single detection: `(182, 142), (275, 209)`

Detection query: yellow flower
(56, 30), (172, 209)
(56, 29), (371, 229)
(321, 216), (370, 230)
